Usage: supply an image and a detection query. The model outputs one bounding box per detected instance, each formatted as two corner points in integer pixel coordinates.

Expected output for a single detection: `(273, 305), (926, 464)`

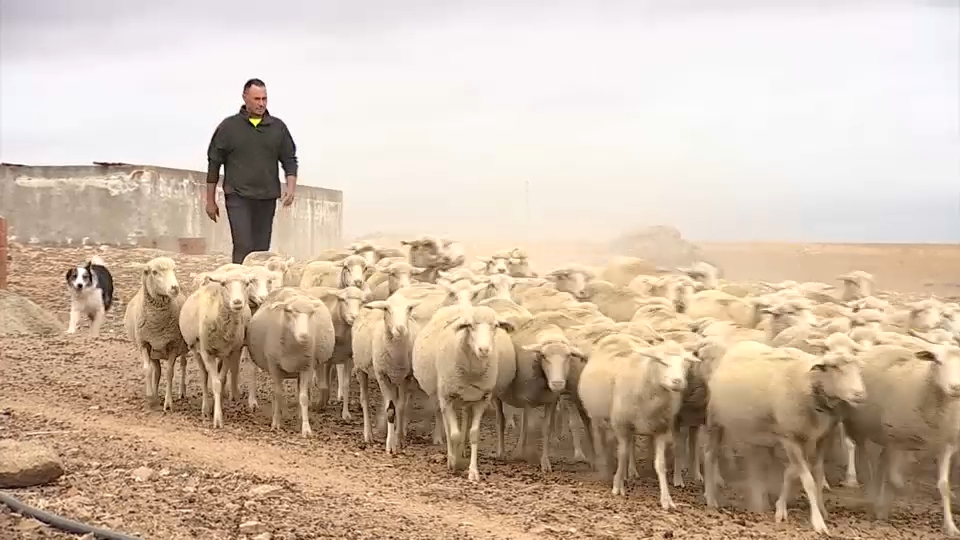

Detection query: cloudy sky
(1, 0), (957, 242)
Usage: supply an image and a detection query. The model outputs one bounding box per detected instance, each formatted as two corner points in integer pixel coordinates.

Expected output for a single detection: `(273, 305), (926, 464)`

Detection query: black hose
(0, 490), (143, 539)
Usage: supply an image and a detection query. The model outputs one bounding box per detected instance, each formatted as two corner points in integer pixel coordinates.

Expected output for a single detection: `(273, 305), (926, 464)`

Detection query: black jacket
(206, 106), (298, 200)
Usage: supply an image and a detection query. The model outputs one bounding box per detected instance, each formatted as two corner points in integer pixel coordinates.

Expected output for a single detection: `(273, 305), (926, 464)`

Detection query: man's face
(243, 85), (268, 116)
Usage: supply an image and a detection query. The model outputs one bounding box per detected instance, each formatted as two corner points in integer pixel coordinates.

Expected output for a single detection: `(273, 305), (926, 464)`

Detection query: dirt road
(1, 243), (958, 539)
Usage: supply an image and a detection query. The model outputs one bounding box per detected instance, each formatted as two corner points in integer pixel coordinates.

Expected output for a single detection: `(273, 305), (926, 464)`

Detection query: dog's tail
(89, 255), (106, 267)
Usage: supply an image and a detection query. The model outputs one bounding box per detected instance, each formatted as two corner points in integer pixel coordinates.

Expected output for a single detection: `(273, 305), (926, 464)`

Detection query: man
(206, 78), (299, 264)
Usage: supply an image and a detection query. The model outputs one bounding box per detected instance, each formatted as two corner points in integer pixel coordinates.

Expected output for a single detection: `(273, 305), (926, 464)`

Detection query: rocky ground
(1, 242), (959, 539)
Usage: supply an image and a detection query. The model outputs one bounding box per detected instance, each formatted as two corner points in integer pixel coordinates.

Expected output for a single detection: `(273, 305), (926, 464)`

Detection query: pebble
(248, 484), (284, 499)
(131, 466), (154, 482)
(253, 534), (272, 540)
(239, 520), (266, 535)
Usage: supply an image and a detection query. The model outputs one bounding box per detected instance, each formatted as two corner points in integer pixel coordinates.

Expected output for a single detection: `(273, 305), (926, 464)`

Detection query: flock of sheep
(118, 235), (960, 536)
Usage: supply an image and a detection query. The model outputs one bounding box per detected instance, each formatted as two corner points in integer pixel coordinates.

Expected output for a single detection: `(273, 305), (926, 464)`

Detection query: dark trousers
(224, 194), (277, 264)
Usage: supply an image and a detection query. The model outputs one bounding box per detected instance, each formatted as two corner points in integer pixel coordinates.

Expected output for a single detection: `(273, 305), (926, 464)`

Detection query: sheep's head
(336, 254), (368, 288)
(241, 267), (283, 308)
(546, 266), (592, 299)
(402, 236), (443, 268)
(478, 255), (510, 275)
(334, 286), (366, 325)
(453, 306), (515, 358)
(138, 257), (180, 299)
(268, 296), (326, 346)
(636, 340), (698, 393)
(763, 299), (816, 329)
(440, 279), (488, 306)
(658, 275), (694, 313)
(679, 261), (720, 289)
(365, 296), (421, 340)
(837, 270), (874, 300)
(522, 332), (586, 393)
(808, 345), (867, 406)
(350, 242), (380, 266)
(437, 268), (476, 284)
(850, 308), (886, 330)
(386, 261), (424, 292)
(908, 300), (942, 331)
(265, 256), (294, 274)
(910, 329), (960, 399)
(204, 272), (253, 312)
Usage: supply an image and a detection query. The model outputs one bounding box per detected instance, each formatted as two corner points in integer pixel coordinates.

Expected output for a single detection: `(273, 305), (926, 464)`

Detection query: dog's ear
(65, 267), (77, 282)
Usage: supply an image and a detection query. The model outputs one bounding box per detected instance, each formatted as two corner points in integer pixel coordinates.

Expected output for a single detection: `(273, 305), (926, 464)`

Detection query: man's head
(242, 78), (267, 117)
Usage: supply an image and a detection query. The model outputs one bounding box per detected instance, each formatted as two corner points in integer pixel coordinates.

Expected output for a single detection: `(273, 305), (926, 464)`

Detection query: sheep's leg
(936, 444), (959, 536)
(592, 424), (609, 477)
(812, 437), (830, 520)
(839, 423), (859, 487)
(298, 366), (313, 438)
(573, 400), (596, 465)
(378, 377), (399, 454)
(269, 372), (285, 432)
(162, 352), (177, 412)
(887, 449), (906, 490)
(89, 309), (105, 338)
(513, 408), (530, 459)
(540, 401), (558, 473)
(703, 421), (723, 508)
(745, 446), (768, 513)
(493, 398), (506, 459)
(611, 426), (632, 496)
(691, 426), (703, 484)
(673, 426), (687, 487)
(197, 354), (211, 418)
(779, 438), (828, 534)
(327, 363), (339, 403)
(199, 350), (225, 428)
(151, 358), (162, 403)
(873, 447), (893, 519)
(775, 453), (797, 522)
(654, 432), (677, 510)
(459, 407), (471, 458)
(466, 400), (487, 482)
(397, 377), (410, 449)
(247, 356), (260, 412)
(627, 436), (639, 479)
(313, 363), (330, 410)
(432, 404), (445, 445)
(224, 350), (241, 403)
(357, 371), (372, 443)
(66, 306), (80, 334)
(140, 347), (154, 399)
(440, 399), (461, 472)
(177, 354), (188, 401)
(504, 404), (517, 430)
(339, 359), (353, 421)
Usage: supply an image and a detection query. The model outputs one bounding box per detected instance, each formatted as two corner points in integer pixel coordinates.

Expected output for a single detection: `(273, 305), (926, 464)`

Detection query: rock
(253, 534), (273, 540)
(248, 484), (283, 499)
(131, 466), (155, 482)
(239, 521), (266, 535)
(0, 439), (64, 488)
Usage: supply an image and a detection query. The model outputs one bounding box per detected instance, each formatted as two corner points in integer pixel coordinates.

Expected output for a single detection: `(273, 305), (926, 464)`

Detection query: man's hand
(281, 187), (296, 207)
(205, 198), (220, 222)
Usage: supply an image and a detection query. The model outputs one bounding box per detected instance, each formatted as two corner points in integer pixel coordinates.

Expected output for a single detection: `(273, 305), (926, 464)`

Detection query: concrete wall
(0, 163), (343, 259)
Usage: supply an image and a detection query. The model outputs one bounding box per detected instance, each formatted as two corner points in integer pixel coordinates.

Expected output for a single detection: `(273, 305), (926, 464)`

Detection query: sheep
(842, 331), (960, 536)
(123, 256), (189, 411)
(544, 264), (595, 299)
(683, 289), (764, 329)
(628, 274), (695, 312)
(367, 260), (425, 301)
(507, 247), (537, 277)
(299, 254), (368, 289)
(703, 338), (867, 535)
(678, 261), (722, 290)
(246, 293), (335, 437)
(579, 280), (649, 322)
(478, 251), (511, 275)
(578, 336), (697, 509)
(213, 263), (283, 310)
(178, 272), (252, 429)
(516, 285), (580, 313)
(352, 294), (421, 452)
(837, 270), (874, 301)
(402, 235), (464, 271)
(883, 299), (942, 333)
(499, 316), (591, 472)
(412, 304), (516, 480)
(399, 279), (488, 326)
(241, 250), (282, 266)
(600, 256), (663, 287)
(301, 285), (367, 418)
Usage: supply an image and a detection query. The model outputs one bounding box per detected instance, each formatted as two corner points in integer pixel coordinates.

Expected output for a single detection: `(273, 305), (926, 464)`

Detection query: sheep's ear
(805, 338), (828, 353)
(808, 358), (829, 372)
(365, 300), (389, 310)
(915, 349), (939, 363)
(496, 319), (516, 333)
(570, 347), (588, 362)
(477, 256), (492, 264)
(410, 266), (426, 274)
(521, 343), (542, 354)
(908, 329), (934, 343)
(470, 283), (489, 295)
(454, 319), (472, 331)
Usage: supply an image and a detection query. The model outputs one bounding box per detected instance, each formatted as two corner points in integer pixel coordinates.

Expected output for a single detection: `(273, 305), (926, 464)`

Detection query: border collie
(65, 254), (115, 337)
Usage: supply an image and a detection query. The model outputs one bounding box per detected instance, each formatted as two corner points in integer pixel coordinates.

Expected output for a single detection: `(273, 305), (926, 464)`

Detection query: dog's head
(65, 264), (96, 293)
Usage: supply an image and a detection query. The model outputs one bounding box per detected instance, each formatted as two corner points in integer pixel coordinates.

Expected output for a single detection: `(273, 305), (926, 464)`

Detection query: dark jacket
(206, 106), (298, 200)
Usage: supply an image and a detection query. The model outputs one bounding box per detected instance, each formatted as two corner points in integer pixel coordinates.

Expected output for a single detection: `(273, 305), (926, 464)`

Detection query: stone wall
(0, 163), (343, 259)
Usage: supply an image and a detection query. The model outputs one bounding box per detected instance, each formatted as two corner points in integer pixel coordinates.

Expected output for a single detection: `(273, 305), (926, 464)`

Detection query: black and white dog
(65, 254), (115, 336)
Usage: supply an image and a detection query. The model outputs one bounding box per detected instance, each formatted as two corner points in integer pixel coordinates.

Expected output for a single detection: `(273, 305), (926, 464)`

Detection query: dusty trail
(2, 244), (959, 538)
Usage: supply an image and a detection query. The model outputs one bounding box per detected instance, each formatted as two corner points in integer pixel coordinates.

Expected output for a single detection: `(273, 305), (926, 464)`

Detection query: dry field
(3, 239), (960, 539)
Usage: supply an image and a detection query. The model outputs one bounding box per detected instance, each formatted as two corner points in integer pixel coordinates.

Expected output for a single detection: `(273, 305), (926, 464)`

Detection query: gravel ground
(0, 244), (956, 539)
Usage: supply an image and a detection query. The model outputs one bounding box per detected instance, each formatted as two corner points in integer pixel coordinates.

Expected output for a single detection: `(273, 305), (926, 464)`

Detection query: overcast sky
(1, 0), (957, 242)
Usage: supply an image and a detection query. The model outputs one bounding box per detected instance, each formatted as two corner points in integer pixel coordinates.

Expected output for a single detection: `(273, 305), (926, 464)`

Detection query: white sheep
(367, 260), (425, 301)
(600, 256), (663, 287)
(178, 272), (252, 429)
(299, 254), (368, 289)
(683, 289), (764, 329)
(412, 304), (516, 481)
(123, 256), (188, 411)
(579, 280), (649, 322)
(842, 332), (960, 536)
(352, 293), (421, 452)
(578, 336), (696, 509)
(703, 338), (867, 534)
(544, 265), (596, 299)
(246, 293), (335, 437)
